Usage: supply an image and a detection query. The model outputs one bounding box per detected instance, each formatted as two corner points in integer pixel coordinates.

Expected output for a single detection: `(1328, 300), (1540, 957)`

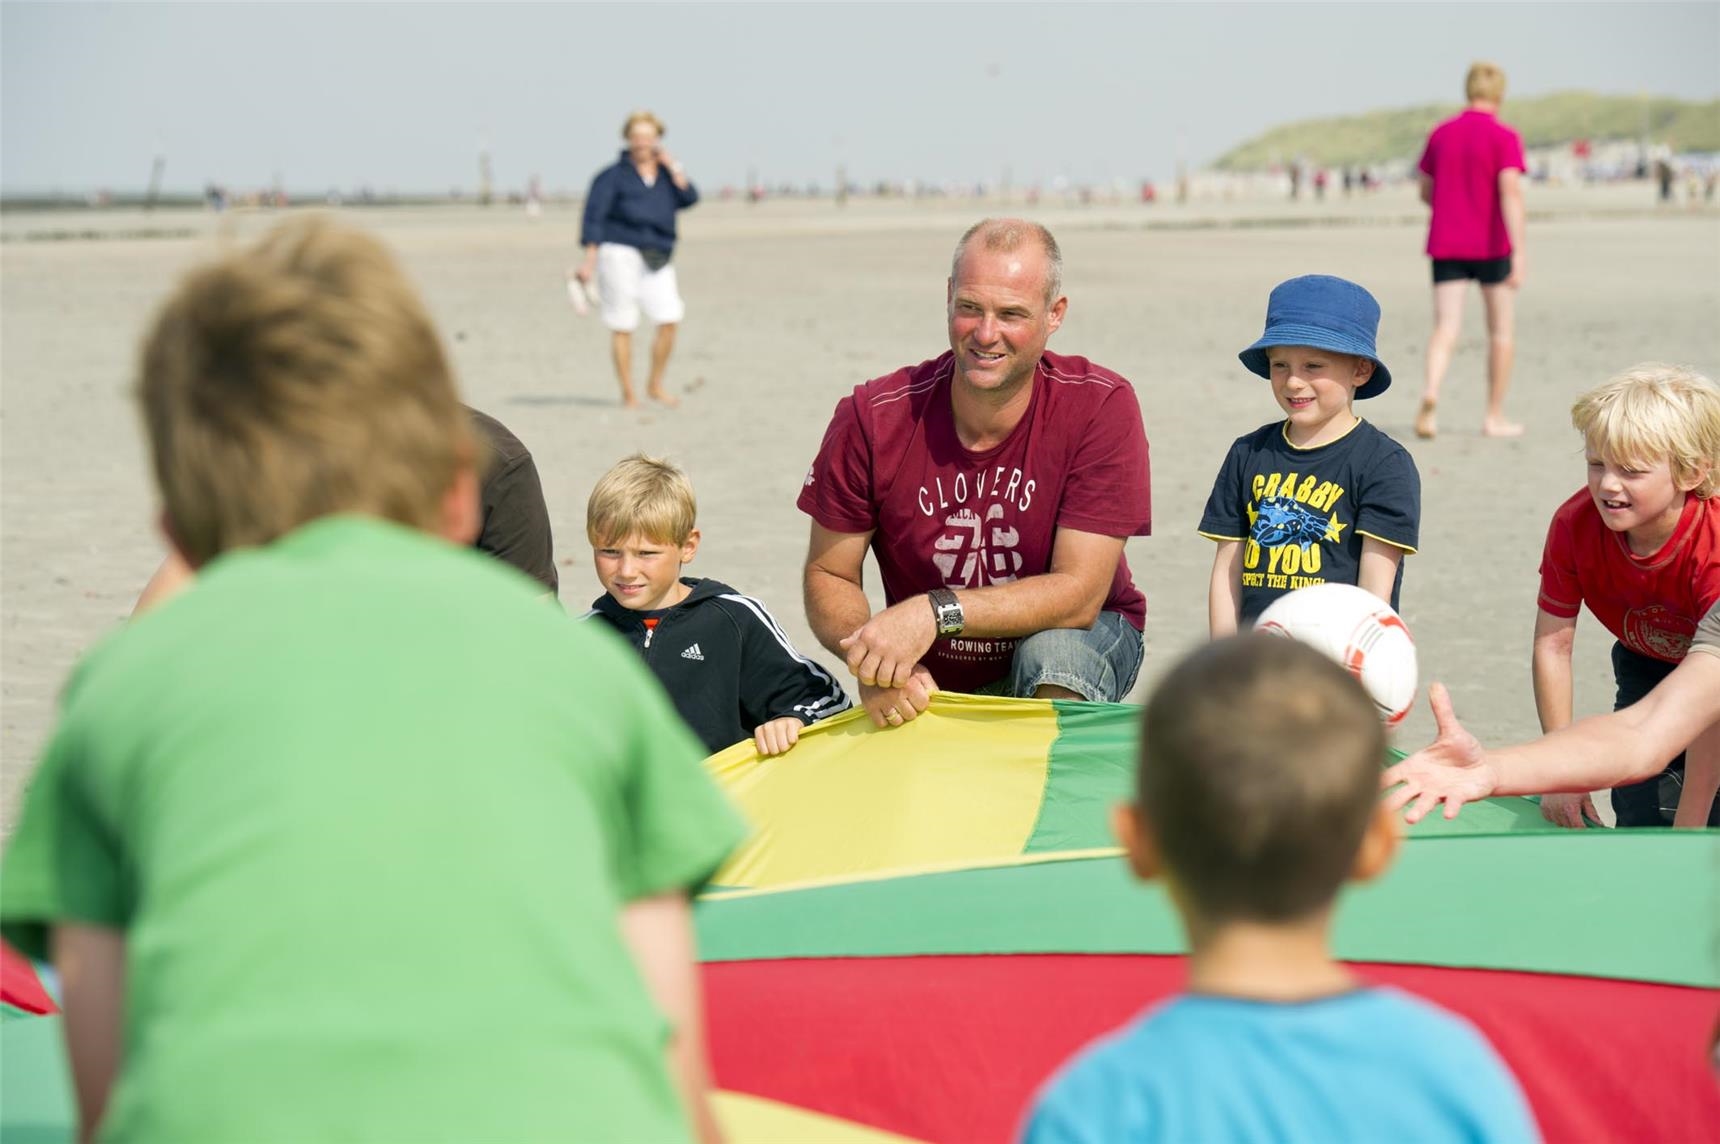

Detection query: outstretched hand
(1381, 682), (1499, 823)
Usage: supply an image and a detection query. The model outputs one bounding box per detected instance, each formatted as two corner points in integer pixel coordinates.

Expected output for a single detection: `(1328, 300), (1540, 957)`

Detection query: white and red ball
(1253, 583), (1418, 728)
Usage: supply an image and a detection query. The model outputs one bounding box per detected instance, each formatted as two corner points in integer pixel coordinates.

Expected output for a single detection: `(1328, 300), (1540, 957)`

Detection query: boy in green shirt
(1, 218), (742, 1143)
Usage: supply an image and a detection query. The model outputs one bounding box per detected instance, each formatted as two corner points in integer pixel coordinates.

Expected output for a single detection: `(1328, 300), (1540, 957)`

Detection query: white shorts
(596, 242), (685, 331)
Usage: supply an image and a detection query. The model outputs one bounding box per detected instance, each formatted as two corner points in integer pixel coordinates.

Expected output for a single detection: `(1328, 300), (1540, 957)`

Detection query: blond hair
(952, 218), (1063, 305)
(1572, 363), (1720, 497)
(138, 216), (473, 566)
(1465, 61), (1506, 104)
(587, 453), (697, 546)
(622, 110), (665, 140)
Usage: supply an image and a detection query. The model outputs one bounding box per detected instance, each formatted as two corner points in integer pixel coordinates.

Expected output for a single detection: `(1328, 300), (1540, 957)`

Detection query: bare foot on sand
(620, 391), (640, 410)
(647, 388), (680, 408)
(1414, 400), (1438, 440)
(1482, 418), (1525, 438)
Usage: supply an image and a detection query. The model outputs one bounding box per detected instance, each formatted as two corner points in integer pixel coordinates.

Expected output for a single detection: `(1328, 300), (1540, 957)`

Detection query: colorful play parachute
(699, 696), (1719, 1143)
(5, 695), (1716, 1142)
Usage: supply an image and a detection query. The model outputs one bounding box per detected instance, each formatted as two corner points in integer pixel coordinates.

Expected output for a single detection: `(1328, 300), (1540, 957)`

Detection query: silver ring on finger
(886, 710), (904, 724)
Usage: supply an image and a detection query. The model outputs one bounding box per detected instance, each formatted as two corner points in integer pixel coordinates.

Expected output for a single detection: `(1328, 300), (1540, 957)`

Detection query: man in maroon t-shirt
(1414, 61), (1529, 441)
(799, 219), (1152, 728)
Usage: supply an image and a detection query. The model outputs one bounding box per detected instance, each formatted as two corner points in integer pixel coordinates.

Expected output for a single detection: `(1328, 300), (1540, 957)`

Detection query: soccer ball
(1253, 584), (1418, 728)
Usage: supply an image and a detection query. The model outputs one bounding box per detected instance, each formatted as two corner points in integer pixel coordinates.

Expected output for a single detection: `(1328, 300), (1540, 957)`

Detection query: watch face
(929, 590), (962, 635)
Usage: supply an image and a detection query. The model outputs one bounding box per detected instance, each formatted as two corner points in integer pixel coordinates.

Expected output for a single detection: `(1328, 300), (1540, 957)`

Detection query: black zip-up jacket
(585, 578), (851, 755)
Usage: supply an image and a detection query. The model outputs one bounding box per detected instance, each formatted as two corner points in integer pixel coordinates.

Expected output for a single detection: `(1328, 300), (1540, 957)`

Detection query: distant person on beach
(799, 218), (1152, 729)
(1414, 61), (1527, 440)
(133, 405), (560, 612)
(575, 110), (699, 409)
(1, 217), (739, 1143)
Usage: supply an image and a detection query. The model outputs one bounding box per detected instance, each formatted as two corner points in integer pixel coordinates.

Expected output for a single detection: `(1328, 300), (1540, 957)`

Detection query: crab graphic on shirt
(1251, 496), (1341, 549)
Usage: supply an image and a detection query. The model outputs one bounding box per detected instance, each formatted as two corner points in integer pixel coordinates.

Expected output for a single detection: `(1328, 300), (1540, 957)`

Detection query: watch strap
(928, 588), (964, 637)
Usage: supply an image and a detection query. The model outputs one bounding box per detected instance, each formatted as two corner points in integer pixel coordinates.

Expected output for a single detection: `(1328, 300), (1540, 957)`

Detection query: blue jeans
(977, 611), (1144, 703)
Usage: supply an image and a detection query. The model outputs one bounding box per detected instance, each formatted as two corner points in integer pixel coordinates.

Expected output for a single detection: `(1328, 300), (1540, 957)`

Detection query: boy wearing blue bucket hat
(1200, 275), (1422, 633)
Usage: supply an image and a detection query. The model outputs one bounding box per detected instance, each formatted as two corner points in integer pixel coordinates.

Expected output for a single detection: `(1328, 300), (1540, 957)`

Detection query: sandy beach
(4, 184), (1718, 827)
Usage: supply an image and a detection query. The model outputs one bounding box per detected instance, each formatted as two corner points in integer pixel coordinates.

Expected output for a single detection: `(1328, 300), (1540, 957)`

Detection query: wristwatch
(928, 588), (965, 637)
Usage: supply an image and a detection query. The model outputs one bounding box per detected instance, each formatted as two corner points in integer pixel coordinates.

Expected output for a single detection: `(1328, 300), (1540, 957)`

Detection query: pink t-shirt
(1418, 108), (1526, 260)
(798, 350), (1152, 692)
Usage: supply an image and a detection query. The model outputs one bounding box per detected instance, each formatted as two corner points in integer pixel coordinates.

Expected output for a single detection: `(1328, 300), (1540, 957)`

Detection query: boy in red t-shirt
(1534, 363), (1720, 827)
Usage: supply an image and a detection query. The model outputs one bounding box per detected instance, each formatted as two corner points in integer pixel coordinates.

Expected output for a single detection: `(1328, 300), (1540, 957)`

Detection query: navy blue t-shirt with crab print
(1199, 418), (1421, 623)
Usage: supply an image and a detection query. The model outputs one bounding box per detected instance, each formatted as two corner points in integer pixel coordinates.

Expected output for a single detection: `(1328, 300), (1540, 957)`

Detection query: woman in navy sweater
(574, 111), (699, 408)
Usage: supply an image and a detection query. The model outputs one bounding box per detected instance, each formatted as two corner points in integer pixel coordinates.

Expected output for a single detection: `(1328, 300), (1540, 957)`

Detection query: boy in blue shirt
(1021, 635), (1538, 1144)
(1201, 275), (1421, 633)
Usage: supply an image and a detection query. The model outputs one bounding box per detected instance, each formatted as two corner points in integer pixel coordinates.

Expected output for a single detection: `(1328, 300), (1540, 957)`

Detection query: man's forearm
(1489, 712), (1652, 795)
(1493, 663), (1716, 794)
(955, 571), (1102, 638)
(805, 567), (872, 657)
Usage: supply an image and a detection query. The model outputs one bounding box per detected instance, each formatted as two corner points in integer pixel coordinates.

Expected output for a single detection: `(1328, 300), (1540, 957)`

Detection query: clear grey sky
(3, 2), (1716, 195)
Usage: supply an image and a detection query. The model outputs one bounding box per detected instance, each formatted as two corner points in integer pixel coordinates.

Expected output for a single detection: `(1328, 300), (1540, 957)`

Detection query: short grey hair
(950, 218), (1063, 306)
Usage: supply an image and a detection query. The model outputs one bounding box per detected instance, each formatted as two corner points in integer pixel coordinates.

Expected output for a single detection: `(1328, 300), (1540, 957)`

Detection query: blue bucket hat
(1238, 275), (1392, 400)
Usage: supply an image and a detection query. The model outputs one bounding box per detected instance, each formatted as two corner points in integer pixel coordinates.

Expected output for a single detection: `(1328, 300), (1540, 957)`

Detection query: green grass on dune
(1213, 92), (1720, 171)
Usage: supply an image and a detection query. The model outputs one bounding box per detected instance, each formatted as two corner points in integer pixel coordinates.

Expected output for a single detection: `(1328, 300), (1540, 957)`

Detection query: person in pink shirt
(799, 219), (1152, 728)
(1415, 62), (1528, 440)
